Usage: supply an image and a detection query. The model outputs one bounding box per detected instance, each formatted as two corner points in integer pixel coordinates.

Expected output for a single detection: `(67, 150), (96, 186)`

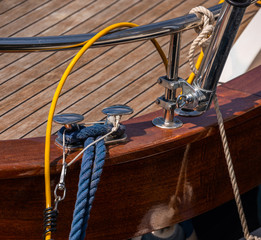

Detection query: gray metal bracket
(157, 76), (180, 91)
(155, 95), (176, 111)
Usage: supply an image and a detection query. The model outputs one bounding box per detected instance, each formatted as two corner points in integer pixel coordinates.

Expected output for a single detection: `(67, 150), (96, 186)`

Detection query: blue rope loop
(69, 136), (106, 240)
(57, 123), (126, 146)
(58, 121), (125, 239)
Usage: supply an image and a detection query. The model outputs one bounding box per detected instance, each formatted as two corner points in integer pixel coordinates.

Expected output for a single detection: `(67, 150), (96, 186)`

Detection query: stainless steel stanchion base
(152, 116), (183, 129)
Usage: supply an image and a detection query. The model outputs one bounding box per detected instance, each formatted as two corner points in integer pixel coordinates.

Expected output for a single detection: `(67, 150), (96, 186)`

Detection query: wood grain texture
(0, 66), (261, 239)
(0, 0), (258, 139)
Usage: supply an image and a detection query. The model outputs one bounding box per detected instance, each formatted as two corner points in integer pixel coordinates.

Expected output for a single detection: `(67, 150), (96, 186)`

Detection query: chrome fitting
(152, 33), (183, 129)
(157, 76), (180, 90)
(53, 113), (84, 130)
(155, 95), (176, 111)
(102, 105), (133, 144)
(53, 113), (84, 151)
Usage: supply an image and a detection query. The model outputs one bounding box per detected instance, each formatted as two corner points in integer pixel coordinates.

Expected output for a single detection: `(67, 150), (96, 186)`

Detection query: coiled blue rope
(57, 123), (125, 145)
(69, 136), (106, 240)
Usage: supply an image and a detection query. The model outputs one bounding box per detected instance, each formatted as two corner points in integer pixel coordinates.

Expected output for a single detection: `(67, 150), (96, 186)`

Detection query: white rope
(188, 6), (260, 239)
(188, 6), (215, 74)
(213, 94), (261, 240)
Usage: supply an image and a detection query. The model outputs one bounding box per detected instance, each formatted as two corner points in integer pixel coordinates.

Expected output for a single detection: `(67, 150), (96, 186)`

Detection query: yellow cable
(7, 38), (168, 69)
(10, 30), (168, 69)
(44, 22), (167, 240)
(52, 36), (168, 70)
(151, 39), (168, 70)
(187, 49), (204, 84)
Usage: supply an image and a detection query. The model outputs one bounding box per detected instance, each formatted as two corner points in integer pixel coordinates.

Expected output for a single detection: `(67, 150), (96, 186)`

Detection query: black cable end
(225, 0), (252, 7)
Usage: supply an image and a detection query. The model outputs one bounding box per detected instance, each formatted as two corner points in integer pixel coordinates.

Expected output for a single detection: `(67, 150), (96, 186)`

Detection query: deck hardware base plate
(152, 116), (183, 129)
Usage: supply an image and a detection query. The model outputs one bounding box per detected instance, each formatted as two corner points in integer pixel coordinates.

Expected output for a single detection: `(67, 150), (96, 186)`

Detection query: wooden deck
(0, 0), (259, 140)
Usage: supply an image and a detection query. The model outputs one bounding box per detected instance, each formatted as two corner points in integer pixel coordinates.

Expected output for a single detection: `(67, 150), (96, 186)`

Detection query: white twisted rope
(213, 94), (261, 240)
(188, 6), (215, 74)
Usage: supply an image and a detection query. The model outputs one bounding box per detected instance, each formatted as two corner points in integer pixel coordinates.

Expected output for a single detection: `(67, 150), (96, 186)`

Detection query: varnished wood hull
(1, 66), (261, 239)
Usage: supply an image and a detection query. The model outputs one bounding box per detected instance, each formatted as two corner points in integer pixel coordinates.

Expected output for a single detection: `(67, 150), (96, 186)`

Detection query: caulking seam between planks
(0, 0), (173, 110)
(35, 0), (97, 37)
(2, 0), (200, 137)
(1, 0), (255, 138)
(3, 41), (159, 136)
(0, 0), (135, 89)
(0, 0), (52, 30)
(0, 1), (115, 84)
(1, 0), (165, 133)
(0, 0), (148, 112)
(0, 0), (27, 16)
(8, 0), (75, 37)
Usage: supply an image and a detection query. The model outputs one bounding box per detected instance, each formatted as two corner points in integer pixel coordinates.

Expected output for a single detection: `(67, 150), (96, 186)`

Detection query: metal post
(194, 0), (251, 112)
(152, 33), (183, 129)
(175, 0), (251, 116)
(164, 33), (180, 124)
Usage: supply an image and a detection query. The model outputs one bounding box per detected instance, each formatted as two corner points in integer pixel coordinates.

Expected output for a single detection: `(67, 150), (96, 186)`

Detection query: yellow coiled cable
(44, 22), (167, 240)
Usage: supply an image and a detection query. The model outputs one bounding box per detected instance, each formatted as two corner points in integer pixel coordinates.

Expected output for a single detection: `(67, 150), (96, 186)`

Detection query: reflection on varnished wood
(137, 144), (192, 237)
(1, 66), (261, 239)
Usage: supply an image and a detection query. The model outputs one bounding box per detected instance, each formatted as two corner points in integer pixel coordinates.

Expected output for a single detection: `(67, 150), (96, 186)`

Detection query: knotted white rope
(188, 6), (215, 74)
(213, 95), (261, 240)
(188, 5), (260, 239)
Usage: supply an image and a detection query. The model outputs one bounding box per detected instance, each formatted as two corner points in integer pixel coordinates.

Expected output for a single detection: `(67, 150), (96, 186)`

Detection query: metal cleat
(53, 113), (84, 151)
(53, 113), (84, 130)
(102, 105), (133, 144)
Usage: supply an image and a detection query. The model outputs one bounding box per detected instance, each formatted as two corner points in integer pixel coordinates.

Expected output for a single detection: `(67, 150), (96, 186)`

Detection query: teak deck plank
(0, 1), (26, 15)
(0, 0), (259, 140)
(1, 32), (194, 138)
(0, 0), (73, 37)
(0, 0), (202, 137)
(0, 0), (48, 29)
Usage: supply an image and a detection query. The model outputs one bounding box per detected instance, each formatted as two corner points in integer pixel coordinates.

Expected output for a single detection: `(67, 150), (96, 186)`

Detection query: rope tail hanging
(69, 136), (106, 240)
(188, 4), (260, 239)
(213, 95), (261, 240)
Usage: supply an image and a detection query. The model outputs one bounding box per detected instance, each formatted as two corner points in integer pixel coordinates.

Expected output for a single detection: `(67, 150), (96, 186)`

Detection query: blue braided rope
(77, 124), (110, 140)
(69, 138), (94, 240)
(57, 123), (126, 145)
(80, 137), (106, 240)
(57, 124), (108, 145)
(69, 136), (106, 240)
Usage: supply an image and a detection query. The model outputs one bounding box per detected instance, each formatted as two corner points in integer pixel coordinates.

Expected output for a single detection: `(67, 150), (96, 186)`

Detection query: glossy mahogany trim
(0, 66), (261, 240)
(1, 65), (261, 179)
